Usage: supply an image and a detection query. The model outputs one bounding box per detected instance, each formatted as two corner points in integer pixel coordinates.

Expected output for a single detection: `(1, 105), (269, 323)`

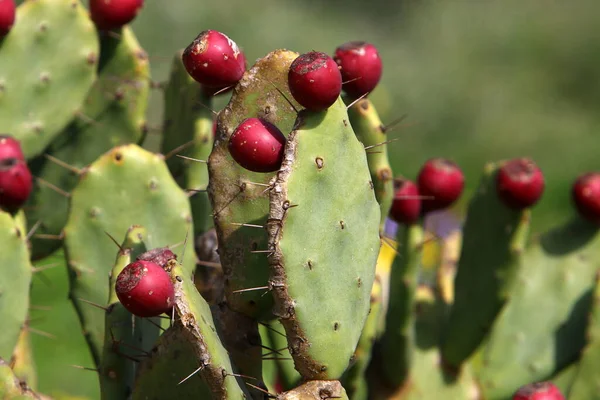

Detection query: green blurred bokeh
(27, 0), (600, 398)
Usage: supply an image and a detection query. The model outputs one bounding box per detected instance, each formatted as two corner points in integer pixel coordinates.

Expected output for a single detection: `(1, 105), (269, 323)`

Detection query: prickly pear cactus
(268, 98), (381, 379)
(0, 0), (98, 159)
(0, 210), (32, 361)
(63, 144), (196, 365)
(26, 26), (149, 259)
(207, 49), (301, 319)
(0, 358), (43, 399)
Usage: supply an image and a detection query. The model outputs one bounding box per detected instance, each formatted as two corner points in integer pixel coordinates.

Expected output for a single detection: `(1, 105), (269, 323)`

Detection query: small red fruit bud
(389, 178), (421, 225)
(89, 0), (144, 31)
(0, 158), (32, 211)
(512, 381), (565, 400)
(288, 52), (342, 111)
(0, 0), (15, 37)
(496, 158), (545, 209)
(417, 158), (465, 213)
(228, 118), (286, 173)
(333, 41), (383, 99)
(0, 135), (25, 161)
(572, 172), (600, 224)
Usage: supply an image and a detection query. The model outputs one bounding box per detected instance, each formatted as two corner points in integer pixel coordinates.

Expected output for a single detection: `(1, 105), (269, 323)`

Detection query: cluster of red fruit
(0, 136), (32, 212)
(389, 157), (600, 226)
(181, 29), (382, 174)
(512, 381), (565, 400)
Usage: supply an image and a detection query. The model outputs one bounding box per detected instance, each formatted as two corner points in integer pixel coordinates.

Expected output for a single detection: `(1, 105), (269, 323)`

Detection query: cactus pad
(63, 144), (195, 365)
(207, 49), (300, 319)
(0, 0), (98, 158)
(268, 98), (381, 379)
(26, 26), (149, 259)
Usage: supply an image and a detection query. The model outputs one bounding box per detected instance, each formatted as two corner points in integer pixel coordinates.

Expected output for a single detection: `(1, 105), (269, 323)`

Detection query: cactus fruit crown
(288, 51), (342, 111)
(115, 260), (174, 318)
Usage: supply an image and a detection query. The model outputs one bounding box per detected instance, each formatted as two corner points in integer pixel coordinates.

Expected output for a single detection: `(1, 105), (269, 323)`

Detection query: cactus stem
(44, 154), (83, 175)
(381, 114), (408, 134)
(77, 297), (109, 312)
(25, 220), (42, 241)
(246, 382), (277, 398)
(35, 177), (70, 198)
(230, 222), (265, 229)
(232, 285), (270, 294)
(69, 364), (99, 372)
(163, 139), (196, 160)
(176, 154), (207, 163)
(266, 79), (299, 114)
(363, 137), (402, 151)
(345, 92), (370, 110)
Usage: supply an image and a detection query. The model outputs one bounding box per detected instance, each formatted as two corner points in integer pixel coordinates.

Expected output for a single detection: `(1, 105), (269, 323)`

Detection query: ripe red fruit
(496, 158), (545, 209)
(115, 260), (174, 318)
(572, 172), (600, 224)
(137, 247), (177, 269)
(333, 41), (383, 99)
(512, 381), (565, 400)
(182, 30), (246, 89)
(0, 159), (32, 211)
(288, 52), (342, 111)
(89, 0), (144, 31)
(389, 178), (421, 225)
(0, 135), (25, 161)
(228, 118), (286, 173)
(417, 158), (465, 213)
(0, 0), (15, 37)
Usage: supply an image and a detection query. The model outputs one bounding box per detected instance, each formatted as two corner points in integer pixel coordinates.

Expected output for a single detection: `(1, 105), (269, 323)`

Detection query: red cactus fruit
(389, 178), (421, 225)
(115, 260), (175, 318)
(512, 381), (565, 400)
(89, 0), (144, 31)
(228, 118), (286, 173)
(496, 158), (545, 210)
(0, 0), (15, 37)
(0, 135), (25, 161)
(0, 158), (32, 211)
(572, 172), (600, 224)
(182, 30), (246, 89)
(137, 247), (177, 269)
(333, 41), (383, 99)
(288, 51), (342, 111)
(417, 158), (465, 213)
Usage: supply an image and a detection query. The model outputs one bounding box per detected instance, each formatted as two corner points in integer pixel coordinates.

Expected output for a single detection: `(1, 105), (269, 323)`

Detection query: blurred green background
(26, 0), (600, 398)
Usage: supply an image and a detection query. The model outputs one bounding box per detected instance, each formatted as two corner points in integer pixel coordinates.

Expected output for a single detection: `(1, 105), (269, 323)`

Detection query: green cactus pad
(268, 98), (381, 379)
(342, 275), (383, 400)
(0, 210), (32, 361)
(380, 224), (424, 387)
(133, 324), (211, 400)
(347, 98), (394, 231)
(161, 51), (214, 235)
(0, 359), (41, 399)
(472, 218), (600, 399)
(26, 26), (149, 259)
(63, 144), (196, 365)
(207, 49), (301, 319)
(278, 380), (349, 400)
(441, 162), (530, 367)
(0, 0), (98, 159)
(167, 261), (251, 400)
(10, 326), (37, 390)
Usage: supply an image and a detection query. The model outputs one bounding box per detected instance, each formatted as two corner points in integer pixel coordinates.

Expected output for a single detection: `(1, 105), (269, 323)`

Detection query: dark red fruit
(182, 30), (246, 89)
(288, 52), (342, 111)
(333, 41), (383, 99)
(512, 381), (565, 400)
(389, 178), (421, 225)
(496, 158), (545, 209)
(0, 135), (25, 161)
(228, 118), (286, 173)
(137, 247), (177, 269)
(115, 260), (174, 318)
(0, 0), (15, 37)
(89, 0), (144, 31)
(0, 158), (32, 211)
(417, 158), (465, 213)
(572, 172), (600, 224)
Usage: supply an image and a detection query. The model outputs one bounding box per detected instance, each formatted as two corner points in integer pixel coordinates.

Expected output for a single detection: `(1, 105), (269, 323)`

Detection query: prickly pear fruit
(228, 117), (286, 173)
(89, 0), (144, 31)
(0, 0), (15, 37)
(0, 158), (32, 211)
(182, 30), (246, 89)
(572, 172), (600, 224)
(512, 382), (565, 400)
(389, 178), (421, 225)
(136, 247), (177, 268)
(417, 158), (465, 213)
(115, 260), (174, 317)
(334, 41), (382, 99)
(0, 135), (24, 161)
(288, 51), (342, 111)
(496, 158), (545, 209)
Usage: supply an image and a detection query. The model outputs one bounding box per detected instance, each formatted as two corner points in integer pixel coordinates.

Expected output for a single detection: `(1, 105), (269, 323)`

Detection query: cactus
(0, 0), (98, 159)
(0, 358), (43, 399)
(26, 26), (149, 259)
(268, 97), (381, 379)
(63, 144), (196, 365)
